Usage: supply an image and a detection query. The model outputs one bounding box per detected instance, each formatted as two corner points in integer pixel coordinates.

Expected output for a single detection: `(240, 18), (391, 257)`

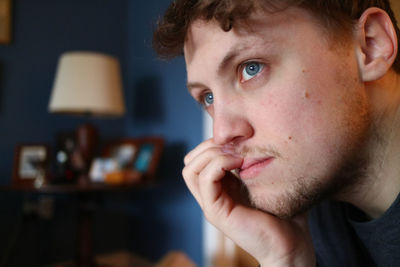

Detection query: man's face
(184, 7), (370, 218)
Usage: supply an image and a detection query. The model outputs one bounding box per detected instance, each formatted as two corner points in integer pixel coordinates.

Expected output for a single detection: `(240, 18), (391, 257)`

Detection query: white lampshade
(48, 51), (125, 116)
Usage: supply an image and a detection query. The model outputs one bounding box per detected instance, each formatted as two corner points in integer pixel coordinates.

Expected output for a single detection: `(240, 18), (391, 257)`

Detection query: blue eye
(242, 62), (264, 81)
(203, 92), (214, 106)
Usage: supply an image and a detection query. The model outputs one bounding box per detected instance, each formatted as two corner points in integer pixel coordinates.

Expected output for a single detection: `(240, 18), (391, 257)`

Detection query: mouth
(239, 157), (274, 179)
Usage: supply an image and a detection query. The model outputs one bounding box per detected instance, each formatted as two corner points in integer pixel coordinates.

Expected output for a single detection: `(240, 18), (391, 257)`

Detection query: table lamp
(48, 51), (125, 182)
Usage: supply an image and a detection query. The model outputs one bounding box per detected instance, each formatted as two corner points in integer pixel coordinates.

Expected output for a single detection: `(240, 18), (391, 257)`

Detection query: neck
(341, 71), (400, 219)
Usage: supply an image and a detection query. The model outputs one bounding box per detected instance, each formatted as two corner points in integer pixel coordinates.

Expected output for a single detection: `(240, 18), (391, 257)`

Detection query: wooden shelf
(0, 175), (160, 194)
(0, 180), (157, 267)
(1, 182), (150, 194)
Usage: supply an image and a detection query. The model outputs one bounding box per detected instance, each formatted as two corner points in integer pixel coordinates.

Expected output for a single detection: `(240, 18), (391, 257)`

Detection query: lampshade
(48, 51), (125, 116)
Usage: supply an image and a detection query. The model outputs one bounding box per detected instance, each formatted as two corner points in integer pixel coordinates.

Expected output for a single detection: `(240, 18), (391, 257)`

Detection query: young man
(153, 0), (400, 266)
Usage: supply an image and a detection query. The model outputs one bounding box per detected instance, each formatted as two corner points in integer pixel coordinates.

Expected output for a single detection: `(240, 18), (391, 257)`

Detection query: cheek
(250, 82), (319, 142)
(247, 41), (364, 145)
(251, 67), (363, 158)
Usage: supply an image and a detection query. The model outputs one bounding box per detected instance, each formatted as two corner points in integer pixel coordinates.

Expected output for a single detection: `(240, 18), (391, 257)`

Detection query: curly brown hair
(153, 0), (400, 72)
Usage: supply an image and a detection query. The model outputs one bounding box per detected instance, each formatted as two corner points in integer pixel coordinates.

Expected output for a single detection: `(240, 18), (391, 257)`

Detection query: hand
(182, 139), (316, 267)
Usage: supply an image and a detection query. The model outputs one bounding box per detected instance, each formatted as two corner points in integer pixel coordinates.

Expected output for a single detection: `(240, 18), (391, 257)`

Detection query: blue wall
(0, 0), (203, 265)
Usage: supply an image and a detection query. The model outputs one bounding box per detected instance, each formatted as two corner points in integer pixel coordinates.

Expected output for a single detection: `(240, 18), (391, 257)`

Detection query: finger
(182, 146), (224, 207)
(198, 154), (243, 210)
(182, 165), (204, 208)
(184, 138), (217, 166)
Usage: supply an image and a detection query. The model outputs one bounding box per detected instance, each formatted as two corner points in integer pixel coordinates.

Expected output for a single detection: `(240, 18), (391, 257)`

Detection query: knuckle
(183, 154), (190, 165)
(182, 166), (190, 179)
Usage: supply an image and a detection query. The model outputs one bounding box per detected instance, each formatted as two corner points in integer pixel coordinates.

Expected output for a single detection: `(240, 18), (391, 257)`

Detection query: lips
(239, 157), (274, 179)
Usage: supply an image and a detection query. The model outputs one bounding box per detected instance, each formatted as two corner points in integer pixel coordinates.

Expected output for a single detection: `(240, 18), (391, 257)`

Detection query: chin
(249, 192), (315, 219)
(245, 176), (328, 219)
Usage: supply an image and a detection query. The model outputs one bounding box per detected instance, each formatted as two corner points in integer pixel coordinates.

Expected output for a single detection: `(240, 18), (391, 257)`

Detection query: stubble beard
(243, 141), (371, 219)
(242, 103), (372, 219)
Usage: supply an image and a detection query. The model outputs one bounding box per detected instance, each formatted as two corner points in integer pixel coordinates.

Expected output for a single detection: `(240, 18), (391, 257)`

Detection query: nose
(212, 105), (254, 146)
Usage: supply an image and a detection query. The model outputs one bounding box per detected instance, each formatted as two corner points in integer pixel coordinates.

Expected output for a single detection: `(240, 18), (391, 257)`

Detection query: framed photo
(12, 144), (50, 187)
(102, 136), (164, 181)
(134, 137), (164, 178)
(102, 139), (139, 169)
(0, 0), (12, 44)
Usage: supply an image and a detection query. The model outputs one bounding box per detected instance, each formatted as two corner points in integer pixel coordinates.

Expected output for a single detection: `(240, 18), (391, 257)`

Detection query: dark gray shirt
(309, 193), (400, 267)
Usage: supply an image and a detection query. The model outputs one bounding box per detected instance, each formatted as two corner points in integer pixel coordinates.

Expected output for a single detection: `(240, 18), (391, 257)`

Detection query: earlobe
(356, 8), (398, 82)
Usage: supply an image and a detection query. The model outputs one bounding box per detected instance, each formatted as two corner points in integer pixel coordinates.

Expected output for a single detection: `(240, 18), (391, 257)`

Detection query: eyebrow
(187, 45), (247, 92)
(218, 49), (241, 75)
(187, 40), (271, 92)
(187, 81), (207, 92)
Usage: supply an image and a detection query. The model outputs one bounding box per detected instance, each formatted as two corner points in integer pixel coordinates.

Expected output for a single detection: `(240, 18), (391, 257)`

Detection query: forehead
(183, 7), (328, 69)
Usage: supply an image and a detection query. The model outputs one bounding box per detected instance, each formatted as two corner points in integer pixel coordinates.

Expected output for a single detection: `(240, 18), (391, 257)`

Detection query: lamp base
(76, 123), (98, 182)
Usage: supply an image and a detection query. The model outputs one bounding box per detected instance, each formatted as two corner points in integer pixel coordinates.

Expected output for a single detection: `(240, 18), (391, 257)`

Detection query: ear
(356, 8), (398, 82)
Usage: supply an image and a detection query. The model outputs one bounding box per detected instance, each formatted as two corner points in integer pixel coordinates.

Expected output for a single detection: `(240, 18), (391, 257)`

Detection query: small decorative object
(53, 131), (78, 183)
(89, 158), (119, 183)
(0, 0), (12, 44)
(99, 137), (164, 184)
(12, 144), (50, 187)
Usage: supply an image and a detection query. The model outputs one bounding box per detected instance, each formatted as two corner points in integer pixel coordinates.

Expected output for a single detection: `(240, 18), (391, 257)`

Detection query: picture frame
(12, 144), (50, 187)
(101, 136), (164, 181)
(133, 137), (164, 178)
(0, 0), (12, 44)
(102, 139), (139, 169)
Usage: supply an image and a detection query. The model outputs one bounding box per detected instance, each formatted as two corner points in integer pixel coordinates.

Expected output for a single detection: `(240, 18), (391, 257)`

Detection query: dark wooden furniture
(0, 182), (154, 267)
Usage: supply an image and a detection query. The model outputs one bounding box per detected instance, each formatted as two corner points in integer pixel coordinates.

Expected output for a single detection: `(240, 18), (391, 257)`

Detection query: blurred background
(0, 0), (204, 266)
